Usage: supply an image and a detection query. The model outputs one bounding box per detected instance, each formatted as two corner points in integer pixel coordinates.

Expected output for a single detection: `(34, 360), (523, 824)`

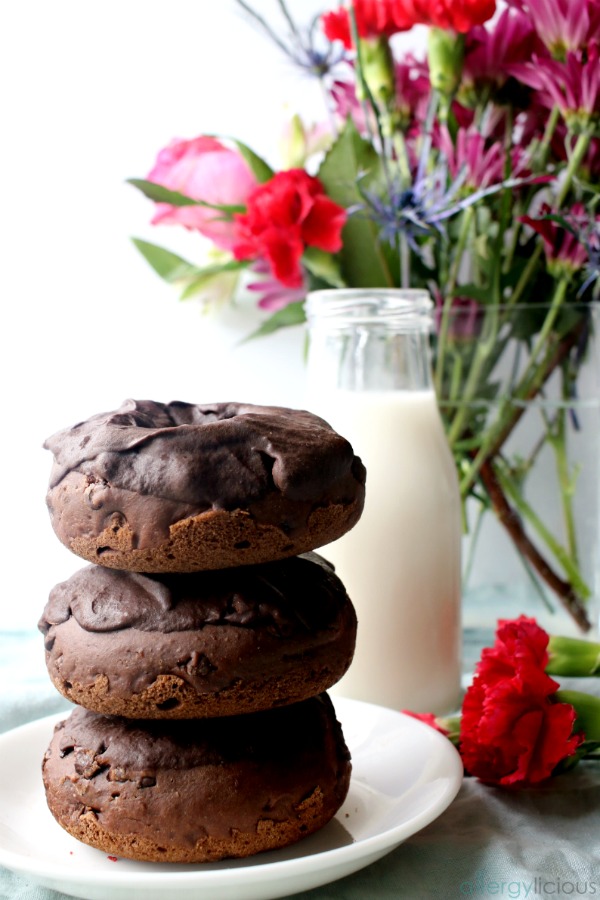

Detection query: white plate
(0, 698), (463, 900)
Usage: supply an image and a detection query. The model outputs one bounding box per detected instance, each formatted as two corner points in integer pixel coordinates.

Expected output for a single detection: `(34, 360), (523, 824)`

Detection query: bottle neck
(305, 290), (435, 395)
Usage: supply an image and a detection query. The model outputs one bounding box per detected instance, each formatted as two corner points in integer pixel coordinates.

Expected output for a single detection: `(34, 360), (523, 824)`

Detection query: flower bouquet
(129, 0), (600, 631)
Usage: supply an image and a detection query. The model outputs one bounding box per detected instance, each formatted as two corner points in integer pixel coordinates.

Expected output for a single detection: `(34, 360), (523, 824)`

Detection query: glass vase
(433, 300), (600, 643)
(305, 288), (462, 715)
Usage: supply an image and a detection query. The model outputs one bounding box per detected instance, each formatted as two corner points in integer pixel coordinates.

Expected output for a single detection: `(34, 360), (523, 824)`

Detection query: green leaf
(128, 179), (202, 207)
(232, 139), (274, 184)
(317, 120), (393, 288)
(303, 247), (346, 287)
(126, 179), (245, 214)
(240, 301), (306, 343)
(131, 238), (200, 282)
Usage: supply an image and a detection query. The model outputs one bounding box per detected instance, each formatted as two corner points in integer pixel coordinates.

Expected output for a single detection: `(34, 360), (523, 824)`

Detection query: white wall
(1, 0), (331, 627)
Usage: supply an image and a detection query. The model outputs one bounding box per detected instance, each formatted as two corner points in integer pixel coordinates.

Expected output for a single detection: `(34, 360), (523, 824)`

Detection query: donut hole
(234, 540), (250, 550)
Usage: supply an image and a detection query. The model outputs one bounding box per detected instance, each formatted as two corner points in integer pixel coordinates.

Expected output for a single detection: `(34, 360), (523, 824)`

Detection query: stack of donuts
(38, 399), (366, 863)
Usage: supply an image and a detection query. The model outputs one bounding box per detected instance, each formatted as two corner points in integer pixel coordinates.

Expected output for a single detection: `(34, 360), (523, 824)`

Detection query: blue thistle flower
(355, 157), (536, 255)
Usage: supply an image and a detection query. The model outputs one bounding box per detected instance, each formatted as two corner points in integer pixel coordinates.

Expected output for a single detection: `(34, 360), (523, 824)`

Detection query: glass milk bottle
(305, 289), (462, 714)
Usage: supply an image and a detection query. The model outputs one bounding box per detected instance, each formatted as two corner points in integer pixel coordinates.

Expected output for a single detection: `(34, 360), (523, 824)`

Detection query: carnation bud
(427, 28), (465, 107)
(356, 36), (396, 111)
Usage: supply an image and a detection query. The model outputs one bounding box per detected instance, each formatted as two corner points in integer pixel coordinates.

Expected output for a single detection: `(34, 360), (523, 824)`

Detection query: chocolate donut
(42, 696), (351, 862)
(44, 399), (366, 572)
(39, 554), (357, 718)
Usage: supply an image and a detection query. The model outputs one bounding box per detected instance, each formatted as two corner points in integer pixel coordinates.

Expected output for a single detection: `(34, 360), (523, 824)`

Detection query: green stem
(448, 352), (464, 406)
(537, 106), (561, 171)
(556, 128), (593, 208)
(504, 243), (543, 307)
(495, 460), (591, 600)
(434, 205), (475, 394)
(550, 403), (580, 566)
(516, 279), (568, 388)
(400, 233), (410, 289)
(391, 130), (412, 183)
(460, 278), (569, 495)
(462, 501), (486, 587)
(446, 305), (500, 448)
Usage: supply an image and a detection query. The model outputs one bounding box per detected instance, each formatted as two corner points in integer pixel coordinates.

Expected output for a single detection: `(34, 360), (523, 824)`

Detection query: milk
(314, 389), (462, 715)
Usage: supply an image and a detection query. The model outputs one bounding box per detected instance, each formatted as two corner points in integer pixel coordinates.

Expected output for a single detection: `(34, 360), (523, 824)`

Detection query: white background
(1, 0), (345, 628)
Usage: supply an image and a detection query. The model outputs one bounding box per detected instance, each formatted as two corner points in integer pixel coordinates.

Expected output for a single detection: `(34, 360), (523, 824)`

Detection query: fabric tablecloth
(1, 629), (599, 900)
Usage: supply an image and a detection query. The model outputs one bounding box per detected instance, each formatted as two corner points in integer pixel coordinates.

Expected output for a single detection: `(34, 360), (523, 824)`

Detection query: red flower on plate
(232, 169), (346, 288)
(459, 616), (584, 786)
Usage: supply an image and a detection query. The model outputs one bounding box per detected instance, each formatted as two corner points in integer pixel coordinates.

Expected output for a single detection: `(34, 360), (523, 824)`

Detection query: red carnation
(322, 0), (496, 48)
(459, 616), (584, 786)
(403, 0), (497, 33)
(232, 169), (347, 288)
(475, 615), (551, 685)
(322, 1), (414, 49)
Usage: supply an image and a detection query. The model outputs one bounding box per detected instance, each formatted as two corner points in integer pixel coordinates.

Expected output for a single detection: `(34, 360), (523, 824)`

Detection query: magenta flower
(510, 44), (600, 129)
(506, 0), (600, 58)
(330, 78), (375, 135)
(246, 260), (307, 311)
(463, 7), (540, 99)
(436, 127), (509, 191)
(395, 55), (431, 125)
(520, 203), (589, 275)
(582, 136), (600, 179)
(331, 56), (430, 135)
(147, 136), (258, 250)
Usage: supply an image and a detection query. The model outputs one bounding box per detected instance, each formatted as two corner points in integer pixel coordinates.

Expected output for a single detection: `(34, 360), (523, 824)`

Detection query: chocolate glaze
(39, 554), (357, 698)
(43, 697), (351, 844)
(44, 400), (366, 549)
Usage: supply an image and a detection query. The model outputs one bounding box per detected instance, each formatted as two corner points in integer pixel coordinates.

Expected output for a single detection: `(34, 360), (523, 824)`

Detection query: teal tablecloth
(1, 629), (599, 900)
